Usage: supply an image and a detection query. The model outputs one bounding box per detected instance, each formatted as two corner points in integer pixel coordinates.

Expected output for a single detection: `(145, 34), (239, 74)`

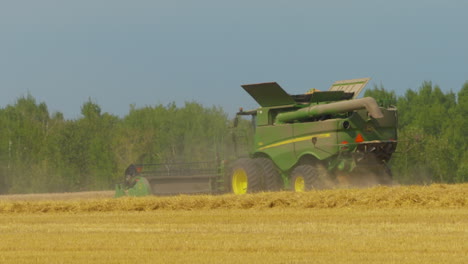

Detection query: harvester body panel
(254, 124), (295, 171)
(241, 82), (296, 107)
(328, 78), (370, 98)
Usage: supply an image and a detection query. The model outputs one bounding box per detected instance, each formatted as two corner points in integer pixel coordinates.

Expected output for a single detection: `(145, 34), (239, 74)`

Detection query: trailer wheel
(255, 158), (282, 191)
(229, 158), (262, 194)
(290, 164), (326, 192)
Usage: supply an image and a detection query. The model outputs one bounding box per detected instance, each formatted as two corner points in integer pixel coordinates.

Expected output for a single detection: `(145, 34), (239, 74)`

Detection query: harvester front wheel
(290, 165), (326, 192)
(229, 158), (262, 194)
(255, 158), (282, 191)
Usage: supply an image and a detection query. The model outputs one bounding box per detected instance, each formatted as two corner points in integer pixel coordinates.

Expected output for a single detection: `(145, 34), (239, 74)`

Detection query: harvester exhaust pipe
(276, 97), (384, 124)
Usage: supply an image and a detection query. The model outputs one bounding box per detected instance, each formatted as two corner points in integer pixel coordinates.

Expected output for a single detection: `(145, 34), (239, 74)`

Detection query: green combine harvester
(115, 78), (397, 197)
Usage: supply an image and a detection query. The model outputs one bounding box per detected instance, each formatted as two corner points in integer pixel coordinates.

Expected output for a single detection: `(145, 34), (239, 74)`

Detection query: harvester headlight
(342, 121), (350, 129)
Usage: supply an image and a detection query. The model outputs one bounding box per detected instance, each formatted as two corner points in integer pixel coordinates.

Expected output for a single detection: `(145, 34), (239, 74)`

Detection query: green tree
(364, 83), (397, 108)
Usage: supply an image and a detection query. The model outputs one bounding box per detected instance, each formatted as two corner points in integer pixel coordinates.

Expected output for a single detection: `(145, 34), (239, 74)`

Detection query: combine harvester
(115, 78), (397, 197)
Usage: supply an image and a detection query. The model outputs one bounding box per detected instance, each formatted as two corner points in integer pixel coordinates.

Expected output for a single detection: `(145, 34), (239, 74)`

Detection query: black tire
(255, 157), (282, 191)
(229, 158), (263, 194)
(290, 164), (328, 192)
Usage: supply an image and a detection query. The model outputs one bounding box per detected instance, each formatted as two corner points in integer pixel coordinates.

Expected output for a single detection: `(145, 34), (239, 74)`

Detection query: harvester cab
(115, 78), (397, 197)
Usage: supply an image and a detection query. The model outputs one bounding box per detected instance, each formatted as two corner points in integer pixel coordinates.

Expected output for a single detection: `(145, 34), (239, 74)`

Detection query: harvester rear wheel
(290, 164), (326, 192)
(229, 158), (262, 194)
(255, 158), (282, 191)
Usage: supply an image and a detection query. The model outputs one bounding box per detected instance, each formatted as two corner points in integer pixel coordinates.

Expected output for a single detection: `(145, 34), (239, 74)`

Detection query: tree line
(0, 81), (466, 194)
(364, 81), (468, 184)
(0, 99), (230, 194)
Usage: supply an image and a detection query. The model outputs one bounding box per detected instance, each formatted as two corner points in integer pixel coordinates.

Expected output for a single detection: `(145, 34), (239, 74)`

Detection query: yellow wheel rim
(232, 168), (248, 195)
(294, 176), (305, 192)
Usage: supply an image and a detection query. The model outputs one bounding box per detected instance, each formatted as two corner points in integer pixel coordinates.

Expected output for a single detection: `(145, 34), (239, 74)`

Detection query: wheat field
(0, 184), (467, 263)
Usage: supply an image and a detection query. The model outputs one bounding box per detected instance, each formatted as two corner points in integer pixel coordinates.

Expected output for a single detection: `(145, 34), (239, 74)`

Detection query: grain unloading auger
(115, 78), (398, 197)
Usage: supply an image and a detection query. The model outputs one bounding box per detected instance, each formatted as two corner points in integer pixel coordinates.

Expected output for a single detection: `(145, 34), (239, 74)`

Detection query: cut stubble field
(0, 184), (467, 264)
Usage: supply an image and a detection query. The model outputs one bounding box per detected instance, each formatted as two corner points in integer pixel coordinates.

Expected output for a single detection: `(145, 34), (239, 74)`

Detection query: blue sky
(1, 0), (467, 118)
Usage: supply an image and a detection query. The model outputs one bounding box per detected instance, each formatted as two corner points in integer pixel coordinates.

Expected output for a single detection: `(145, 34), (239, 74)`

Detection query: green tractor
(115, 78), (397, 197)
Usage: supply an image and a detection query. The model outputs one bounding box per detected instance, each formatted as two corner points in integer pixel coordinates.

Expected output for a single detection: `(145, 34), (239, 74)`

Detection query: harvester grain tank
(115, 78), (397, 197)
